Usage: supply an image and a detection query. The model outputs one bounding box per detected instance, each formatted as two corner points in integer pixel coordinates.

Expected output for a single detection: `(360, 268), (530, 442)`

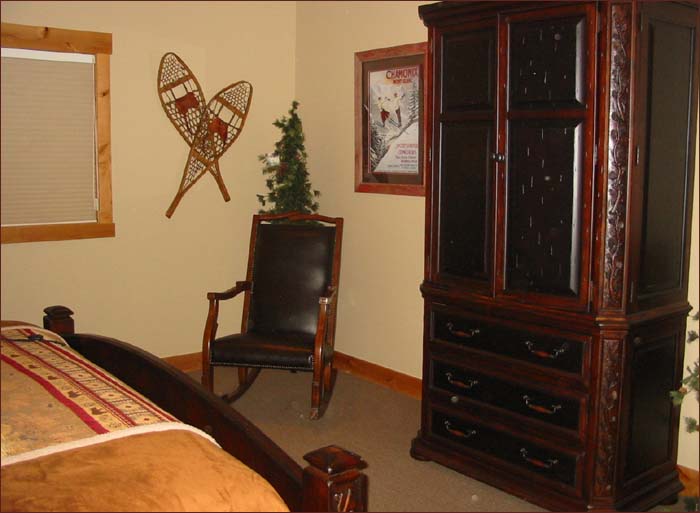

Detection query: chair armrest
(318, 286), (337, 305)
(207, 281), (251, 301)
(202, 281), (251, 390)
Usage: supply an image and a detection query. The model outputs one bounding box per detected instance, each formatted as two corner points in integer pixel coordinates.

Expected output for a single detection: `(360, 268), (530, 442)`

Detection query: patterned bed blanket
(1, 325), (177, 456)
(0, 325), (289, 512)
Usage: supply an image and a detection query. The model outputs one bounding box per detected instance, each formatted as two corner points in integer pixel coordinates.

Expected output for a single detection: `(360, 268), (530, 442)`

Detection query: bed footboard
(42, 306), (368, 512)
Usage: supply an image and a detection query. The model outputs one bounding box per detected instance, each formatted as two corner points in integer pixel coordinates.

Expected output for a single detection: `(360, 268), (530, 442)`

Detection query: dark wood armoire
(411, 1), (699, 511)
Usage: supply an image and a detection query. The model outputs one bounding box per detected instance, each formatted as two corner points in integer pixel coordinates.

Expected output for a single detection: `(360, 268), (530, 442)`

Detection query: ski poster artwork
(369, 64), (421, 175)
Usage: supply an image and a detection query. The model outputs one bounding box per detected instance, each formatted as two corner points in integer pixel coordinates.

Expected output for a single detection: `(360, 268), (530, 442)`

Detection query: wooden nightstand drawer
(431, 359), (582, 432)
(431, 410), (581, 489)
(431, 308), (586, 375)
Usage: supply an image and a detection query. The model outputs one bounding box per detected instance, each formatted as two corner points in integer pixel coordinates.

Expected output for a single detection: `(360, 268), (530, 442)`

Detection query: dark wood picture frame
(354, 42), (427, 196)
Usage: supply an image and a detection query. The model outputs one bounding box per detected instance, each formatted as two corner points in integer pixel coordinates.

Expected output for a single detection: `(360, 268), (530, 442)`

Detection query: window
(0, 22), (113, 243)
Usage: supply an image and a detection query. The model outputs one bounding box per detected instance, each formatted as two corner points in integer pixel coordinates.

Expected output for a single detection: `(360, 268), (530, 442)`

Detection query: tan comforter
(1, 427), (288, 512)
(0, 325), (289, 512)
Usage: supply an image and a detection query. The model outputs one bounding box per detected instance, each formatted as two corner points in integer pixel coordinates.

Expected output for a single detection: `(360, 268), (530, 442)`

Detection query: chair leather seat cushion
(210, 331), (314, 370)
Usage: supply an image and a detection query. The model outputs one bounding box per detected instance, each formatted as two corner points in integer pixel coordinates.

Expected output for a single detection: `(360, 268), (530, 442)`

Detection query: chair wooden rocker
(202, 212), (343, 420)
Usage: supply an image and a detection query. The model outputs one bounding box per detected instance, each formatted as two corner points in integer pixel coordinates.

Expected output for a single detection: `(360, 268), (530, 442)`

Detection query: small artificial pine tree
(257, 101), (320, 215)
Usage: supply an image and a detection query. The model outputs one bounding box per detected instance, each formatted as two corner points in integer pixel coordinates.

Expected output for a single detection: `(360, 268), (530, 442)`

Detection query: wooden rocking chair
(202, 212), (343, 420)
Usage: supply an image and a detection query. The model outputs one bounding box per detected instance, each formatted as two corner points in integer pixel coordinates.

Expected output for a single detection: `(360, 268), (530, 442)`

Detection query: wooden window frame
(0, 22), (114, 243)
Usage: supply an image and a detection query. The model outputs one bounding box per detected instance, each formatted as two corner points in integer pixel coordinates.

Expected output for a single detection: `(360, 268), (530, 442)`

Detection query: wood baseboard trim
(678, 465), (699, 497)
(163, 349), (423, 399)
(163, 351), (201, 374)
(334, 351), (422, 400)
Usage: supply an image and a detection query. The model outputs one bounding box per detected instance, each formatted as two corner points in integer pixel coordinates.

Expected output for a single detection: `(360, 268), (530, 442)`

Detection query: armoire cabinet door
(433, 21), (497, 290)
(629, 2), (698, 311)
(500, 5), (596, 310)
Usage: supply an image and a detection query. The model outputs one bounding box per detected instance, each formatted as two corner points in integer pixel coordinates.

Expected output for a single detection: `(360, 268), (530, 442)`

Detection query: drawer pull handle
(445, 372), (479, 390)
(520, 448), (558, 469)
(522, 395), (562, 415)
(446, 322), (481, 339)
(524, 340), (568, 360)
(444, 420), (477, 439)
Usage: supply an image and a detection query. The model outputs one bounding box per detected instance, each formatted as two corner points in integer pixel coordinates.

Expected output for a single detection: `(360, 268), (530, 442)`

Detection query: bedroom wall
(0, 1), (298, 354)
(294, 0), (428, 378)
(683, 135), (699, 470)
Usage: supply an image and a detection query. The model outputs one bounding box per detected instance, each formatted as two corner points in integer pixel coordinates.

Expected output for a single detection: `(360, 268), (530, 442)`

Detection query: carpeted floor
(195, 368), (686, 512)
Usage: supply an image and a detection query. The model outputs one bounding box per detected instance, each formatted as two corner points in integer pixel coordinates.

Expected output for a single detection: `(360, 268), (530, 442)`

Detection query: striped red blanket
(1, 325), (177, 456)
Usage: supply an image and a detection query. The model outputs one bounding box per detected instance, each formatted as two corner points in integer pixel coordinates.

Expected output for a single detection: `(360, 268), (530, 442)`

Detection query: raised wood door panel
(508, 14), (588, 110)
(623, 333), (679, 480)
(432, 20), (498, 292)
(441, 27), (496, 111)
(439, 122), (494, 281)
(498, 4), (597, 312)
(506, 119), (584, 297)
(629, 2), (698, 312)
(618, 316), (686, 490)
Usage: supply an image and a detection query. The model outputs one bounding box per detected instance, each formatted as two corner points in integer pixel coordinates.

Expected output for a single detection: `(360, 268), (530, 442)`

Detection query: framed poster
(354, 42), (427, 196)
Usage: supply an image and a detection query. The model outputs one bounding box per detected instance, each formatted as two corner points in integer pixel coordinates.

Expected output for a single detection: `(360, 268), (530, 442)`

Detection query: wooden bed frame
(40, 305), (368, 512)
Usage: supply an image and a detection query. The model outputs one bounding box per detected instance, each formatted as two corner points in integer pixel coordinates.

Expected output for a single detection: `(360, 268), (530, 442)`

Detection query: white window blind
(1, 48), (97, 226)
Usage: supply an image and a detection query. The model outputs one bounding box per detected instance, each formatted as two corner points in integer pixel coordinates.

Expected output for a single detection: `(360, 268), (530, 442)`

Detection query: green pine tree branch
(257, 101), (320, 215)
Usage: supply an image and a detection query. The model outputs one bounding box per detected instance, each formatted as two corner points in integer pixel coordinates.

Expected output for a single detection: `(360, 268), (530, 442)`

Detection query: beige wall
(1, 1), (698, 470)
(295, 1), (428, 377)
(681, 130), (699, 470)
(0, 1), (298, 355)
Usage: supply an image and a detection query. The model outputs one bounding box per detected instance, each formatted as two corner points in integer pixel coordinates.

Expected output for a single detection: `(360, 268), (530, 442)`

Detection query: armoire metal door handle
(522, 395), (562, 415)
(520, 448), (558, 469)
(445, 372), (479, 390)
(446, 322), (480, 339)
(491, 152), (505, 162)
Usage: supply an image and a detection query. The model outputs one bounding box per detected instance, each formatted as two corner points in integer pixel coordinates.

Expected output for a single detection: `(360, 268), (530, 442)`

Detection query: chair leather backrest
(248, 223), (336, 336)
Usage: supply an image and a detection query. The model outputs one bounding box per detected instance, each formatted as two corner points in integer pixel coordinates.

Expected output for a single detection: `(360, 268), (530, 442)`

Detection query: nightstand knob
(450, 395), (459, 404)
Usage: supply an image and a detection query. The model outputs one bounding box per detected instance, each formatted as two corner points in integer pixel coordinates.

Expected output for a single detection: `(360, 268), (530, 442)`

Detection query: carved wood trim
(603, 3), (633, 310)
(302, 446), (368, 512)
(593, 337), (624, 498)
(331, 476), (369, 512)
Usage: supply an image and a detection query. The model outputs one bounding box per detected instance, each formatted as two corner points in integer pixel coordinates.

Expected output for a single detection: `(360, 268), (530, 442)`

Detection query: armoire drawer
(431, 359), (582, 432)
(431, 410), (581, 489)
(431, 309), (586, 375)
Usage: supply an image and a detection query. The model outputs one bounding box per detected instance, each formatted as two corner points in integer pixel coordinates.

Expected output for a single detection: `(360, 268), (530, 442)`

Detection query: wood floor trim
(164, 350), (423, 399)
(333, 351), (422, 400)
(678, 465), (699, 497)
(163, 351), (201, 374)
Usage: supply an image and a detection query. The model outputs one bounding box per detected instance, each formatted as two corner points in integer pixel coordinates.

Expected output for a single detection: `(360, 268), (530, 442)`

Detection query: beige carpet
(199, 368), (685, 512)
